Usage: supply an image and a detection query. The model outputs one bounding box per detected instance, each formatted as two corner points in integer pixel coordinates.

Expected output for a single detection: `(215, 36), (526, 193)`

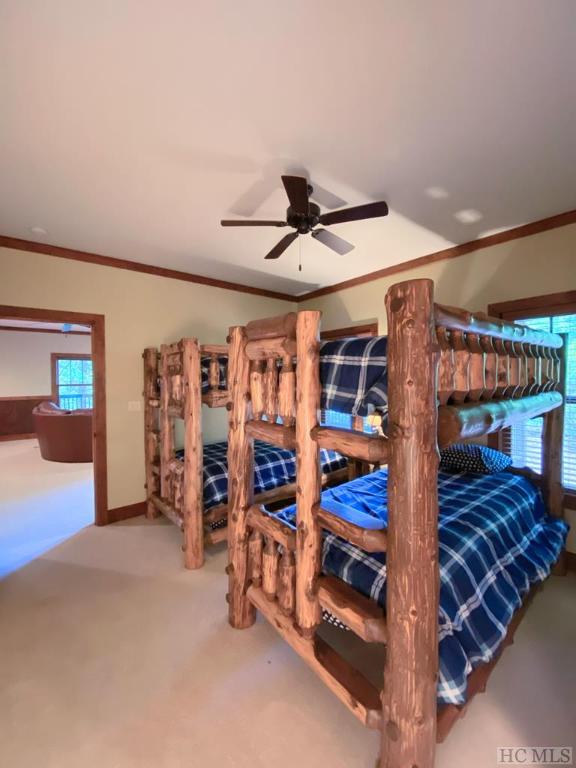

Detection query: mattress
(271, 468), (568, 704)
(176, 440), (347, 513)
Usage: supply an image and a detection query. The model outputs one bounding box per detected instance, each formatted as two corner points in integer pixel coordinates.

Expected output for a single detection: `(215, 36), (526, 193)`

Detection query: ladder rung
(248, 585), (382, 729)
(318, 575), (386, 643)
(314, 504), (388, 553)
(150, 494), (183, 529)
(312, 426), (389, 464)
(245, 420), (296, 450)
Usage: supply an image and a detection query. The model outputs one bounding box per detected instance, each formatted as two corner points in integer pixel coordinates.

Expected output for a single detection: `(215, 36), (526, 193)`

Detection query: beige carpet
(0, 438), (93, 577)
(0, 516), (574, 768)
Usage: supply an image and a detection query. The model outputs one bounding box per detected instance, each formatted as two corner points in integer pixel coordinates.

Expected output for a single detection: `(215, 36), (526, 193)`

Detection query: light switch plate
(128, 401), (142, 412)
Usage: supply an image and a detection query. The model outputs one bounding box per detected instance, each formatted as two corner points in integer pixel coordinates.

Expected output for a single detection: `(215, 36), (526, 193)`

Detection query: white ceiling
(1, 1), (575, 296)
(0, 319), (91, 333)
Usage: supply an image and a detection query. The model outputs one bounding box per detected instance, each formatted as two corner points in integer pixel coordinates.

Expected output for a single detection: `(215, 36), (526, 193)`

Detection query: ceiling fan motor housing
(286, 201), (321, 233)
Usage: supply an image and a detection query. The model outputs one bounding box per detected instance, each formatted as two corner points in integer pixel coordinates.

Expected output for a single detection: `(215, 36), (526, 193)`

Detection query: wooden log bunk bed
(225, 278), (567, 768)
(143, 335), (349, 569)
(143, 339), (229, 568)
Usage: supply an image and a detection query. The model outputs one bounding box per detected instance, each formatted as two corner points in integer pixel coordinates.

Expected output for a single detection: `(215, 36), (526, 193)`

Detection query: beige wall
(0, 330), (91, 397)
(0, 247), (293, 509)
(302, 223), (576, 334)
(301, 222), (576, 552)
(1, 225), (573, 544)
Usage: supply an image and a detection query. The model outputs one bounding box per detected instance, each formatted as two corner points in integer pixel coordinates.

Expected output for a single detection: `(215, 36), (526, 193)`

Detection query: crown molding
(0, 235), (295, 302)
(296, 208), (576, 302)
(1, 206), (575, 305)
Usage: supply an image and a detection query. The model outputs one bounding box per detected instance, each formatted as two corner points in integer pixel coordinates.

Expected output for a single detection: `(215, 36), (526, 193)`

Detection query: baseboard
(0, 432), (36, 442)
(565, 551), (576, 573)
(106, 501), (146, 524)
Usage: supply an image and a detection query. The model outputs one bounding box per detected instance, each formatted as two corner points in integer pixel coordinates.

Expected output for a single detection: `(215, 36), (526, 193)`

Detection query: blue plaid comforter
(272, 469), (567, 705)
(320, 336), (388, 416)
(176, 440), (347, 512)
(198, 337), (389, 414)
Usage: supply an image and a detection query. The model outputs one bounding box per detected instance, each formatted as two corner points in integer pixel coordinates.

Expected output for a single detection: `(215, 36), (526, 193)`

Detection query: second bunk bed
(142, 335), (353, 568)
(224, 278), (568, 768)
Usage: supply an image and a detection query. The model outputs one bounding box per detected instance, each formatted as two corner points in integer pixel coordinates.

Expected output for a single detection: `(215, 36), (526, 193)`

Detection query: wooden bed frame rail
(226, 278), (566, 768)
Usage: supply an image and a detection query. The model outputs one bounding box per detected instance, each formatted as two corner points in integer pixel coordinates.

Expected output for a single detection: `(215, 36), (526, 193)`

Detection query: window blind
(504, 313), (576, 491)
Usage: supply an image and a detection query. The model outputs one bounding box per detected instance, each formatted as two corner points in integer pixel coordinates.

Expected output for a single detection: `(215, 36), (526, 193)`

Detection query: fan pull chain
(298, 237), (302, 272)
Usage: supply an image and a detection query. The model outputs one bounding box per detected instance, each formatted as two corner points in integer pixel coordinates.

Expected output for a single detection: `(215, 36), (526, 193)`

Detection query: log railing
(435, 306), (563, 420)
(225, 280), (566, 768)
(434, 309), (565, 462)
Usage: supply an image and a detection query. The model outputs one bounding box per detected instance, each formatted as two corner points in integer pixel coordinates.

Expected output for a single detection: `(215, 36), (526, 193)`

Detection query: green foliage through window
(56, 357), (93, 410)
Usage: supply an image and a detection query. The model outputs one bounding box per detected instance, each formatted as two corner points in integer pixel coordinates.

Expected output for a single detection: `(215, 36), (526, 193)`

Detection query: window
(320, 322), (380, 434)
(505, 313), (576, 490)
(51, 353), (93, 410)
(488, 292), (576, 499)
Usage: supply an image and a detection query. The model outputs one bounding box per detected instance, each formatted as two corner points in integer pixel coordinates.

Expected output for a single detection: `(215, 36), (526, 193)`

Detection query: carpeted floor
(0, 514), (574, 767)
(0, 439), (93, 578)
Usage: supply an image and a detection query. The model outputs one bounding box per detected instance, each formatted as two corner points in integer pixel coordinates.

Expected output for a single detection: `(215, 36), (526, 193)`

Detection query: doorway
(0, 305), (108, 576)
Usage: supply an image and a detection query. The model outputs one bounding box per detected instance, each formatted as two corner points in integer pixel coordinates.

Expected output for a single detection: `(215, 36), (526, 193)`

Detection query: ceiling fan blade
(319, 201), (388, 226)
(311, 229), (355, 255)
(281, 175), (309, 215)
(229, 177), (277, 216)
(264, 232), (299, 260)
(309, 183), (347, 210)
(221, 219), (287, 227)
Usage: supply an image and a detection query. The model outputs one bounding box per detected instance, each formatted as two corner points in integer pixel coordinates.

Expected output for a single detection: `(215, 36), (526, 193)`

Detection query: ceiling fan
(221, 175), (388, 260)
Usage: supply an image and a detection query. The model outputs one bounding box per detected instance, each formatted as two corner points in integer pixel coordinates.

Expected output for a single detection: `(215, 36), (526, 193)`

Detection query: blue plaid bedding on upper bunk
(271, 468), (567, 705)
(176, 440), (347, 513)
(320, 336), (388, 417)
(198, 336), (389, 414)
(200, 357), (228, 393)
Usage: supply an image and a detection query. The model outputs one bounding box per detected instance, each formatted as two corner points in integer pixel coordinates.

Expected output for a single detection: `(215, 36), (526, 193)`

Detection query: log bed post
(295, 310), (323, 637)
(143, 347), (159, 519)
(182, 338), (204, 569)
(381, 279), (440, 768)
(227, 325), (256, 628)
(543, 333), (567, 575)
(159, 344), (173, 501)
